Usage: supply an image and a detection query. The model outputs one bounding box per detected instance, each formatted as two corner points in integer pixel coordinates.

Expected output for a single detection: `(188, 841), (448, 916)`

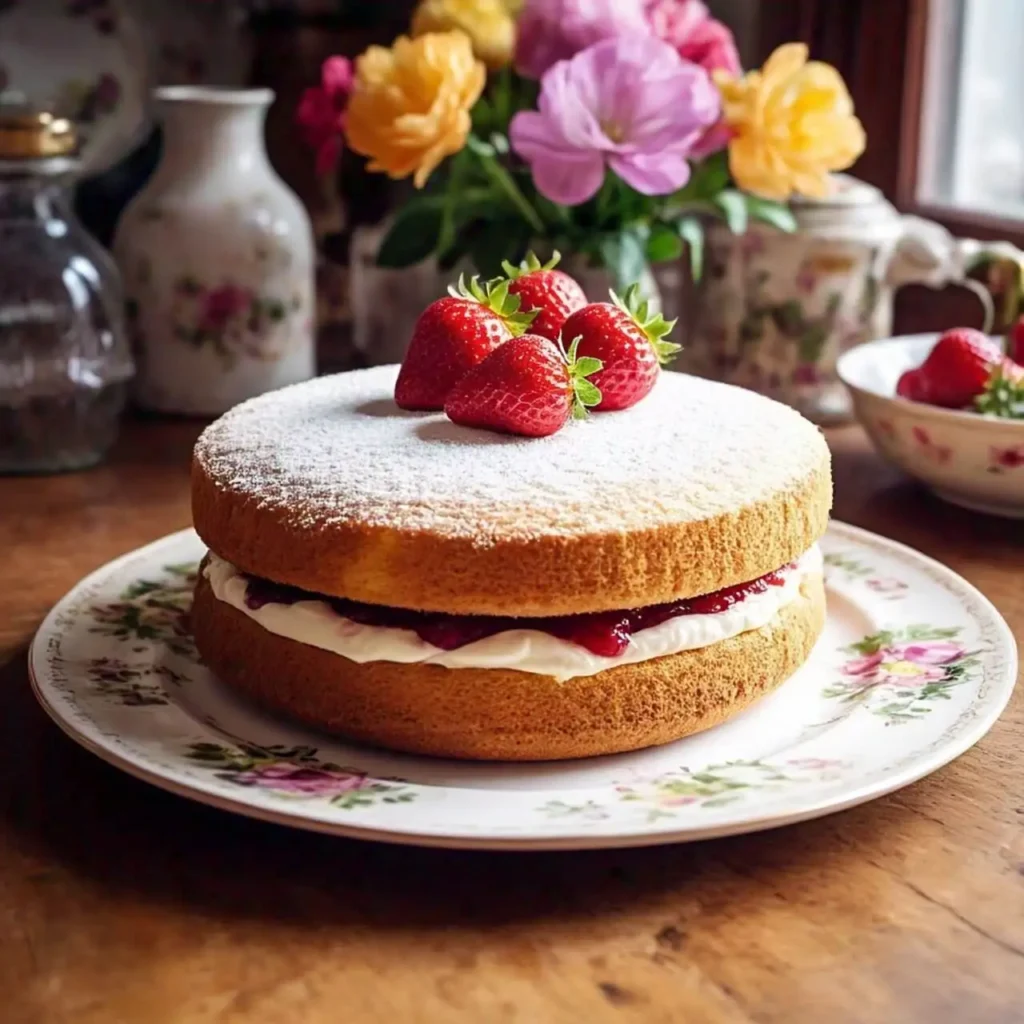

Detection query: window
(917, 0), (1024, 223)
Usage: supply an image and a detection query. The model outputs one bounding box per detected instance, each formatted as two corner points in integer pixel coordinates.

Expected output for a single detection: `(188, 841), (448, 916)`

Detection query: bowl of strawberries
(837, 328), (1024, 518)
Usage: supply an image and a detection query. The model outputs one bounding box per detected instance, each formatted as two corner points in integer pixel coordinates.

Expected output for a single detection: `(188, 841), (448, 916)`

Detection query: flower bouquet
(297, 0), (866, 293)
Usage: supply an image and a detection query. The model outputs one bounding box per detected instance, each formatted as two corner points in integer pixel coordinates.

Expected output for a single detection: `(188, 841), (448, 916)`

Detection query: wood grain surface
(1, 420), (1022, 1024)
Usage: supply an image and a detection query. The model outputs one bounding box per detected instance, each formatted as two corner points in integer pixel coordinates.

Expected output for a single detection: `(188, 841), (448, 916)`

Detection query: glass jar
(0, 112), (133, 473)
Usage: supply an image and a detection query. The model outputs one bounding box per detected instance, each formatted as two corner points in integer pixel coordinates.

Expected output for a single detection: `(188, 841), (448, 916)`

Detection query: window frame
(756, 0), (1024, 247)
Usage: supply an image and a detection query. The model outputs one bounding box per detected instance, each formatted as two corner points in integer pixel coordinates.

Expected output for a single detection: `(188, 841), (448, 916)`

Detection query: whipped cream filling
(204, 548), (821, 682)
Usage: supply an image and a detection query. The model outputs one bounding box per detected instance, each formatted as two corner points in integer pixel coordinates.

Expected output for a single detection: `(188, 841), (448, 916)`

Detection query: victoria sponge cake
(191, 365), (831, 760)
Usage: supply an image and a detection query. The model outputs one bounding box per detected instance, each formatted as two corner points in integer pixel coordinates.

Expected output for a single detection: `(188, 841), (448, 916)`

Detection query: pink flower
(233, 763), (369, 797)
(199, 284), (251, 332)
(644, 0), (741, 76)
(688, 120), (734, 159)
(889, 641), (965, 666)
(514, 0), (650, 80)
(295, 56), (354, 176)
(842, 651), (884, 677)
(510, 35), (720, 205)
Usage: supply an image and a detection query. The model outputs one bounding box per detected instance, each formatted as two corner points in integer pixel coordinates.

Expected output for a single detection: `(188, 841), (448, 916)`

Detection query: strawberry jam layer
(243, 565), (793, 658)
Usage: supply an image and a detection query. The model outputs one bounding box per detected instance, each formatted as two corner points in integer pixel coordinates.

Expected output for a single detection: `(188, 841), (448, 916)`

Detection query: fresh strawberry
(914, 327), (1004, 408)
(502, 251), (587, 342)
(560, 285), (680, 411)
(896, 368), (929, 402)
(1009, 315), (1024, 364)
(394, 276), (537, 410)
(444, 335), (603, 438)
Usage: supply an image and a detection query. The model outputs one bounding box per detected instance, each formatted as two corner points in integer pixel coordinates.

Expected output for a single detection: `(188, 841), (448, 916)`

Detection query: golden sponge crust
(192, 459), (830, 616)
(191, 366), (832, 616)
(192, 572), (826, 761)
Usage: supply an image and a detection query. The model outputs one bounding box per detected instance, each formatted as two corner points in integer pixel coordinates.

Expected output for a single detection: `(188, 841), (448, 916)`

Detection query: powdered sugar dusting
(195, 366), (827, 541)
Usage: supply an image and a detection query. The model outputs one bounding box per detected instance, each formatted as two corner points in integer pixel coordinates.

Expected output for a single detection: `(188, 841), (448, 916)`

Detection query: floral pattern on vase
(114, 87), (315, 415)
(823, 626), (981, 724)
(678, 176), (1023, 425)
(680, 222), (882, 424)
(169, 276), (303, 367)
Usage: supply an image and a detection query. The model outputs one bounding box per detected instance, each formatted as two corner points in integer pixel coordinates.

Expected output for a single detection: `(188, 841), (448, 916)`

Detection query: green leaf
(501, 250), (561, 280)
(574, 356), (603, 377)
(975, 362), (1024, 418)
(715, 189), (749, 235)
(376, 199), (444, 268)
(677, 149), (731, 201)
(448, 271), (537, 335)
(646, 223), (684, 264)
(610, 284), (681, 364)
(599, 227), (648, 292)
(677, 216), (704, 282)
(566, 336), (603, 419)
(745, 196), (797, 233)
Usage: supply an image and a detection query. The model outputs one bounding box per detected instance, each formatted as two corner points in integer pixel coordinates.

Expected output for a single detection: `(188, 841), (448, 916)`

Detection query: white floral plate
(29, 523), (1017, 851)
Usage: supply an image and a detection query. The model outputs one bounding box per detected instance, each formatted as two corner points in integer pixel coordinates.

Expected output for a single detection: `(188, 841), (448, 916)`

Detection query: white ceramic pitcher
(678, 175), (1022, 424)
(114, 87), (315, 414)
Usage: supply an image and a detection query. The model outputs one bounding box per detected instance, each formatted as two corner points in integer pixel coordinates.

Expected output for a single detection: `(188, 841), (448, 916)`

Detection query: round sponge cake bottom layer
(192, 574), (826, 761)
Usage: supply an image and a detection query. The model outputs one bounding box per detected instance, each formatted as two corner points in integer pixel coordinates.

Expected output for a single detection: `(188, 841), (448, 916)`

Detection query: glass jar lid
(0, 110), (77, 159)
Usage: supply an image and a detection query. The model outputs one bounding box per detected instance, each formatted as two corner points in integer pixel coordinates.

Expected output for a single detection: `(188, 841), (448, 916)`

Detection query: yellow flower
(411, 0), (515, 70)
(346, 32), (486, 189)
(715, 43), (866, 201)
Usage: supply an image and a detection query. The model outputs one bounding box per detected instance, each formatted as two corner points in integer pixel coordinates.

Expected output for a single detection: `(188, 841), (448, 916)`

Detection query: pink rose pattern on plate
(76, 551), (985, 822)
(825, 552), (909, 602)
(88, 562), (197, 659)
(184, 742), (416, 810)
(541, 759), (848, 821)
(824, 626), (979, 723)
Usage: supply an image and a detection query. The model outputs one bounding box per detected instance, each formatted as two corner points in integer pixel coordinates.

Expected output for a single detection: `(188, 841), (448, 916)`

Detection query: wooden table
(1, 420), (1022, 1024)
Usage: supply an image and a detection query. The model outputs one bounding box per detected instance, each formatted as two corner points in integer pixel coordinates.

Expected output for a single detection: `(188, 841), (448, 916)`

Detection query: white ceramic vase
(114, 86), (315, 414)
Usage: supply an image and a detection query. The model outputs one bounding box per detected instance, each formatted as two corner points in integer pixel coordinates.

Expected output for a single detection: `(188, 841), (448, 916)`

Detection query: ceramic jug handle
(885, 215), (1024, 333)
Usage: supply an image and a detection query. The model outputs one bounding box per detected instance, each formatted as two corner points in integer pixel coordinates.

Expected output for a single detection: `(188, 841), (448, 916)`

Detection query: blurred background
(4, 0), (1022, 475)
(4, 0), (1009, 375)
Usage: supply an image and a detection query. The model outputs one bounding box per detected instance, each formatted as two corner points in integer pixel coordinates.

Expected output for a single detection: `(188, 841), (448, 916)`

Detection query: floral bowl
(837, 333), (1024, 518)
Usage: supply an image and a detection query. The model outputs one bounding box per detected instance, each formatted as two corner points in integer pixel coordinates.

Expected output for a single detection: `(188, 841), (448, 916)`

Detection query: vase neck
(156, 89), (273, 185)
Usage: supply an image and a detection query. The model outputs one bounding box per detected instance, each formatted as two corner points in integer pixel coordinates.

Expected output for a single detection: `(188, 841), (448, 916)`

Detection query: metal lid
(0, 110), (78, 160)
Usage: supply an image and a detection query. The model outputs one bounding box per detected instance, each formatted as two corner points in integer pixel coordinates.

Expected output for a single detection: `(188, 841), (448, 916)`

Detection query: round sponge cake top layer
(192, 366), (831, 616)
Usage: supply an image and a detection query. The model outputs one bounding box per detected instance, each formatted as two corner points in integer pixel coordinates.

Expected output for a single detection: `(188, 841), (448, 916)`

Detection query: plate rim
(27, 521), (1019, 851)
